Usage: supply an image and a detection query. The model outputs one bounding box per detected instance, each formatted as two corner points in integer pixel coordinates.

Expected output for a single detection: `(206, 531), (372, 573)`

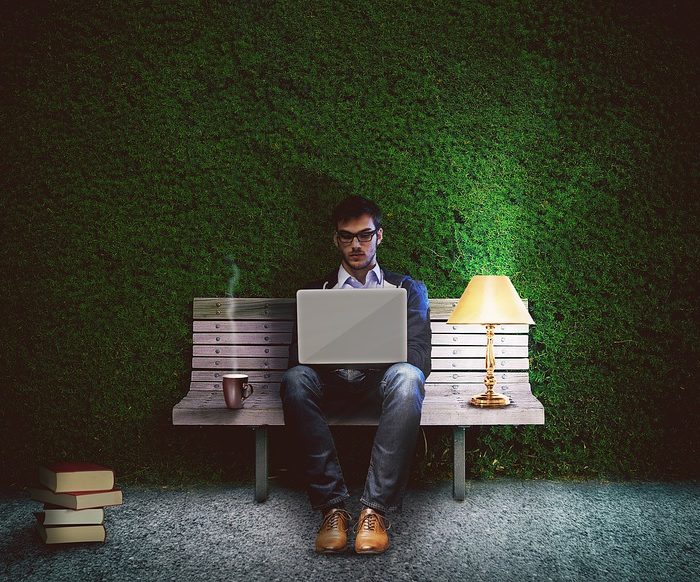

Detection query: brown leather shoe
(354, 507), (390, 554)
(315, 508), (352, 554)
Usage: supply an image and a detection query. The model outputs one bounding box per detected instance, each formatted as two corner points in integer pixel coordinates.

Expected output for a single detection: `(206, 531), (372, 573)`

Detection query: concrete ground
(1, 479), (698, 582)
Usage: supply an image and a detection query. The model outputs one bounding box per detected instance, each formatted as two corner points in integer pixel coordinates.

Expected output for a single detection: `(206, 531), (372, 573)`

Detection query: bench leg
(453, 426), (466, 502)
(254, 427), (268, 503)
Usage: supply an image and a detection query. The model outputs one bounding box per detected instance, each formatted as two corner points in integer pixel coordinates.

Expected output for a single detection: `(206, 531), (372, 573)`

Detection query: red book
(38, 462), (115, 493)
(29, 486), (123, 510)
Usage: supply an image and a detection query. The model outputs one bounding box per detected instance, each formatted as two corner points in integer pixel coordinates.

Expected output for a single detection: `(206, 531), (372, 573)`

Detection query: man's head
(331, 196), (384, 273)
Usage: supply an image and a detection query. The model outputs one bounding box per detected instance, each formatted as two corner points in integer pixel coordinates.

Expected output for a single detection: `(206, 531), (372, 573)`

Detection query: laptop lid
(296, 288), (407, 366)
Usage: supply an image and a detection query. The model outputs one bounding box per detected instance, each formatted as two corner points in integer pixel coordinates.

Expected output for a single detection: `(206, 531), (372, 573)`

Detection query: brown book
(29, 485), (123, 510)
(34, 513), (106, 544)
(38, 462), (115, 493)
(41, 504), (105, 525)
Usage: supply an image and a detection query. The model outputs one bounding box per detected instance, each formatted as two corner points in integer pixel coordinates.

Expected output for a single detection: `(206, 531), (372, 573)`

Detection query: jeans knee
(281, 365), (322, 402)
(381, 363), (425, 402)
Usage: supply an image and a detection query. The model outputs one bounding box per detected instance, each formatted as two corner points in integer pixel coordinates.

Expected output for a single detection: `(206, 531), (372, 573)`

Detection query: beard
(346, 250), (374, 270)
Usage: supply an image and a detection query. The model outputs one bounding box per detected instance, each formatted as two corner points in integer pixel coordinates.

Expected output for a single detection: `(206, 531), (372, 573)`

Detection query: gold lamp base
(470, 392), (511, 408)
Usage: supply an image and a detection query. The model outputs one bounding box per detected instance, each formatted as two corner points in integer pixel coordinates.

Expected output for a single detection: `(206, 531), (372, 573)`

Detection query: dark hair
(331, 196), (382, 231)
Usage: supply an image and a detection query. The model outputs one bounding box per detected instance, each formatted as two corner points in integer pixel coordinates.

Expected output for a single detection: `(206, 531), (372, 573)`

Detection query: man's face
(333, 213), (383, 271)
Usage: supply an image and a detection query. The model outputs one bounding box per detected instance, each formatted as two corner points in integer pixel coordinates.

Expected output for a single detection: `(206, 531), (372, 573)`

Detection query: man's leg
(354, 363), (424, 554)
(360, 362), (425, 514)
(280, 365), (350, 511)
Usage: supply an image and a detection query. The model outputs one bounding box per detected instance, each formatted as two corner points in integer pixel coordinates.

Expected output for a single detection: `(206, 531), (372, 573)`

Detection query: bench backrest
(190, 298), (530, 393)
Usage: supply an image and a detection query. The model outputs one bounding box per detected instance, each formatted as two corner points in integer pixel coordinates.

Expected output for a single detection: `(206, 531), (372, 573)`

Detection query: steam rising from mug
(225, 256), (240, 300)
(225, 256), (240, 373)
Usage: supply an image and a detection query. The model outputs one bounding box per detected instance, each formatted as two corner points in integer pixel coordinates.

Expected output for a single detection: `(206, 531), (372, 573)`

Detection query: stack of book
(29, 462), (123, 544)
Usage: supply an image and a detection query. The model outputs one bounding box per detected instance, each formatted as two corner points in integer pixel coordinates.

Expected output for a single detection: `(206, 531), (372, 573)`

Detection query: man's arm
(406, 279), (432, 378)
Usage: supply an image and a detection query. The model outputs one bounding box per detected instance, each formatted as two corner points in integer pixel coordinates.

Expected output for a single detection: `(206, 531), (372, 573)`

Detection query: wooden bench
(172, 298), (544, 502)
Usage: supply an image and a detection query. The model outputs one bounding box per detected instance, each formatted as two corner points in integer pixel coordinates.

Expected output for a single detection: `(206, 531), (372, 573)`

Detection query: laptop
(296, 288), (407, 367)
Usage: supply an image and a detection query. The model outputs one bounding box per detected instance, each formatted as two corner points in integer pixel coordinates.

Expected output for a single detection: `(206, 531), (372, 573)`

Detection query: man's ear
(377, 228), (383, 245)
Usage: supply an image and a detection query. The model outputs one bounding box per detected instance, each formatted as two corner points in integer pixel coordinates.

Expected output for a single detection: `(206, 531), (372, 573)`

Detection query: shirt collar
(337, 260), (382, 288)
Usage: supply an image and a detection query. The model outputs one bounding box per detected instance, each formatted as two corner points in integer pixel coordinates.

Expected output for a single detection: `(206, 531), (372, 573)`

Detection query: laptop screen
(296, 288), (407, 366)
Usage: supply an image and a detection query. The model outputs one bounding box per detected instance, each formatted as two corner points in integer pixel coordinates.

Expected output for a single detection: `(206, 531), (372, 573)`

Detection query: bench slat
(194, 321), (295, 332)
(172, 384), (544, 426)
(194, 298), (296, 320)
(189, 383), (529, 396)
(192, 357), (289, 369)
(193, 346), (290, 357)
(191, 357), (530, 371)
(191, 370), (286, 383)
(188, 378), (531, 392)
(431, 334), (528, 346)
(189, 371), (531, 386)
(192, 331), (528, 346)
(193, 333), (293, 345)
(432, 346), (527, 358)
(420, 298), (530, 322)
(427, 371), (529, 382)
(198, 383), (279, 393)
(430, 358), (529, 370)
(431, 322), (529, 333)
(191, 321), (529, 335)
(191, 345), (528, 358)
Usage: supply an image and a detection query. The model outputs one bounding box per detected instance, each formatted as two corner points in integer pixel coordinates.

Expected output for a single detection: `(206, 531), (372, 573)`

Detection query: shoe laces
(354, 510), (391, 534)
(320, 509), (352, 532)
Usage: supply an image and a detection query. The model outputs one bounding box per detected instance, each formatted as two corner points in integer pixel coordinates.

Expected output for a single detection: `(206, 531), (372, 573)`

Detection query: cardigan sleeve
(405, 279), (432, 378)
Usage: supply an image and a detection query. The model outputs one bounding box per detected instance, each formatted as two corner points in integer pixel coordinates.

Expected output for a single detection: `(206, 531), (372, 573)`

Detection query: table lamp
(447, 275), (535, 408)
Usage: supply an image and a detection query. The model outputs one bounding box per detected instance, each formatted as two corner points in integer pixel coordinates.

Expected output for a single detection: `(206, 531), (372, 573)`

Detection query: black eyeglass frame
(335, 229), (378, 245)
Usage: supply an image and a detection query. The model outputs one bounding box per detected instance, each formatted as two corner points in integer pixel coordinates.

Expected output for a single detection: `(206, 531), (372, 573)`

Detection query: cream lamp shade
(447, 275), (535, 325)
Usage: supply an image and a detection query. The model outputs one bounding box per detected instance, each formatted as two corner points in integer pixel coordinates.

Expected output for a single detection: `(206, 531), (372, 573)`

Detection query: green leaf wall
(1, 0), (698, 487)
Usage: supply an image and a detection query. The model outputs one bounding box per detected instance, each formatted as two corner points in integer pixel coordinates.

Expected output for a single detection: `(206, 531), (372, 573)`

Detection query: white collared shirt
(335, 261), (384, 288)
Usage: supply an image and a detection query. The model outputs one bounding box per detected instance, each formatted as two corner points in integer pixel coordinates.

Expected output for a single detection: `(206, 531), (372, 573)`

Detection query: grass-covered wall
(1, 0), (698, 488)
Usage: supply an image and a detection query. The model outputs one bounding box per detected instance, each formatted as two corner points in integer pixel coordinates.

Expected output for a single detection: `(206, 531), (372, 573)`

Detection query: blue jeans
(280, 362), (425, 513)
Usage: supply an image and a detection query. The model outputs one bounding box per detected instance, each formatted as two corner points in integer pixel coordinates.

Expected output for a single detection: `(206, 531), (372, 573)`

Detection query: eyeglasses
(336, 229), (378, 245)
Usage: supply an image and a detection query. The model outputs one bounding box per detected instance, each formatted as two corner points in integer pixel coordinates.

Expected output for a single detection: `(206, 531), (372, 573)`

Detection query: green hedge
(1, 0), (698, 488)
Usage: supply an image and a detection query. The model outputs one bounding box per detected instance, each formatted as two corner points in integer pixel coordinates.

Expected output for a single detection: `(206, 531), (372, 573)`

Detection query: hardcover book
(29, 486), (123, 510)
(41, 504), (105, 525)
(38, 462), (115, 493)
(34, 513), (106, 544)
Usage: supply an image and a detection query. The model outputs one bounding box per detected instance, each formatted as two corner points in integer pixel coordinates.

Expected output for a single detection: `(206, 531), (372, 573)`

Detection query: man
(280, 195), (431, 555)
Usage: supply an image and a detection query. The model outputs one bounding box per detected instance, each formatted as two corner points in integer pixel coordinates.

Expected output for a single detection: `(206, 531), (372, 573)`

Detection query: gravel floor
(1, 479), (698, 582)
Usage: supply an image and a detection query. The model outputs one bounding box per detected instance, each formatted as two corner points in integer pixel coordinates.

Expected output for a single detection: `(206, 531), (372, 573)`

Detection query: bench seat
(173, 383), (544, 425)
